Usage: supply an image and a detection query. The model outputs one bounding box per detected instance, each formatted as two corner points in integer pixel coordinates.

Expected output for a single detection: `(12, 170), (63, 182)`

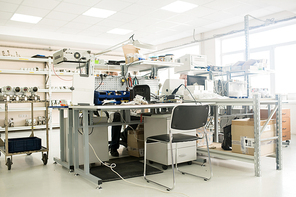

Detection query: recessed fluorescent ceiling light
(10, 13), (42, 24)
(161, 1), (198, 13)
(107, 28), (132, 35)
(83, 8), (116, 18)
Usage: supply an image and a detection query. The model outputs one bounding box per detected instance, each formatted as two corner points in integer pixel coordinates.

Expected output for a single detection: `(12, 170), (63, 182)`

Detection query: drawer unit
(260, 109), (291, 141)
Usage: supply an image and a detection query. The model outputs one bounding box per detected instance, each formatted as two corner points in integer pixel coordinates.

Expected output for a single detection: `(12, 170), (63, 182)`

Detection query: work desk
(54, 94), (283, 188)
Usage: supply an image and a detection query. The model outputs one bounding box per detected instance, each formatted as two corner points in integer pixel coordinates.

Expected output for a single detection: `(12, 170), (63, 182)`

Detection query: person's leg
(110, 112), (121, 156)
(121, 116), (140, 145)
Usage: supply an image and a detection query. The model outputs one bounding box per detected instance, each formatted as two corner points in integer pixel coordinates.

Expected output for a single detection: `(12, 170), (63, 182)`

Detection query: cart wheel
(162, 165), (168, 170)
(42, 153), (48, 165)
(6, 158), (12, 170)
(27, 153), (32, 156)
(187, 161), (192, 165)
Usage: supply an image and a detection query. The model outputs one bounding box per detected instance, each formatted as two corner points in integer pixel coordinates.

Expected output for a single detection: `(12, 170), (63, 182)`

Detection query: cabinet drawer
(260, 109), (290, 119)
(282, 117), (290, 132)
(282, 131), (291, 141)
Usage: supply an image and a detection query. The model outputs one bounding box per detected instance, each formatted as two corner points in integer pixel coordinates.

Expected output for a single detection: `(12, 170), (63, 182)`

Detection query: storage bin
(6, 137), (41, 153)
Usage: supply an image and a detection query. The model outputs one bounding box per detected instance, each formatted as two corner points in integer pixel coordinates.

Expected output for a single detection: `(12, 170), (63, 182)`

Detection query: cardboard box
(127, 125), (144, 157)
(231, 118), (275, 156)
(196, 129), (213, 147)
(122, 45), (140, 64)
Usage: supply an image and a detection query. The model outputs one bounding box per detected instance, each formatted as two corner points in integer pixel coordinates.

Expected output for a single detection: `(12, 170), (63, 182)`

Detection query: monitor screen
(187, 75), (207, 86)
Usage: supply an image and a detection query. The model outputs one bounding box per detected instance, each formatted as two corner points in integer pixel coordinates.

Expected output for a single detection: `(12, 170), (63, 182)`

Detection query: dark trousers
(110, 112), (139, 151)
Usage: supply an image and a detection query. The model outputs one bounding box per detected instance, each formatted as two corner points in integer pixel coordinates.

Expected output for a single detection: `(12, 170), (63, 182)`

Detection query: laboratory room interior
(0, 0), (296, 197)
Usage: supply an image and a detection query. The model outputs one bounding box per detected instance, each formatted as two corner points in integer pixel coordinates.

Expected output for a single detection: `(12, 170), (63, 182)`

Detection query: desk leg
(83, 109), (90, 174)
(68, 109), (74, 171)
(74, 110), (80, 173)
(213, 106), (219, 143)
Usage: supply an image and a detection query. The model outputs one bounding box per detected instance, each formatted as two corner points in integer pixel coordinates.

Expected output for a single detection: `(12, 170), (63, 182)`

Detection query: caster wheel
(162, 165), (168, 170)
(53, 162), (57, 164)
(69, 169), (74, 173)
(166, 189), (170, 191)
(6, 158), (12, 170)
(27, 153), (32, 156)
(96, 186), (102, 189)
(75, 174), (79, 176)
(146, 180), (150, 183)
(182, 172), (185, 175)
(42, 153), (48, 165)
(148, 160), (154, 164)
(187, 161), (192, 165)
(204, 179), (208, 181)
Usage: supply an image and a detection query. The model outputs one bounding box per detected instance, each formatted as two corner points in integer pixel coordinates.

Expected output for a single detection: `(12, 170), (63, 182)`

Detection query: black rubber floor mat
(90, 159), (163, 182)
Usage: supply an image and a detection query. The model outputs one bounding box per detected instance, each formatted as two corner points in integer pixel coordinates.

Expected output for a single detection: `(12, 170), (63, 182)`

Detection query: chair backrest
(171, 105), (209, 130)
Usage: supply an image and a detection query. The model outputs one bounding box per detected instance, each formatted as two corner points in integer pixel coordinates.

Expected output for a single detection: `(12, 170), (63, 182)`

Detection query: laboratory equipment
(174, 54), (207, 73)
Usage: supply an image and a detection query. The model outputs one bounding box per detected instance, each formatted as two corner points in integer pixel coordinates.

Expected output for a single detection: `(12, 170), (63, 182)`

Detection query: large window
(220, 21), (296, 95)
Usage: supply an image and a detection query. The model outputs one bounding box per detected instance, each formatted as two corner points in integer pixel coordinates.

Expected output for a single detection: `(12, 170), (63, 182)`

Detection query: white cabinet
(144, 114), (196, 166)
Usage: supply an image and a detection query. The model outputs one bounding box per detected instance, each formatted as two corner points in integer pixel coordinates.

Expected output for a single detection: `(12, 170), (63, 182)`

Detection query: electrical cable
(89, 142), (190, 197)
(52, 64), (72, 81)
(95, 75), (104, 91)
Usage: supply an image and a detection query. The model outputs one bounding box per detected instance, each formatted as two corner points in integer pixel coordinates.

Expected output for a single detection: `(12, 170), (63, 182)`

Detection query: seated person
(110, 112), (140, 156)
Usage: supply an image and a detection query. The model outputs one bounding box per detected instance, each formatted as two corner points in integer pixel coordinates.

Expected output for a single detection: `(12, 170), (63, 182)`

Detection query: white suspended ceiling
(0, 0), (295, 51)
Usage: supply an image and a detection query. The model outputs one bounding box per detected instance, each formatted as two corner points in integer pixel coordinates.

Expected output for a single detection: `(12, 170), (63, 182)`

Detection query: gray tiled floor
(0, 129), (295, 197)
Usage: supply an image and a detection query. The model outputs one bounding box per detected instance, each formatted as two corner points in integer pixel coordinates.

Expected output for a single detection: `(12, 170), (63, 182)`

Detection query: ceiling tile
(73, 15), (103, 25)
(186, 18), (216, 27)
(265, 6), (285, 13)
(153, 21), (179, 29)
(181, 0), (216, 6)
(55, 27), (83, 34)
(0, 19), (7, 25)
(201, 21), (228, 29)
(63, 0), (101, 6)
(220, 16), (244, 24)
(203, 0), (240, 10)
(185, 6), (218, 18)
(4, 20), (35, 29)
(45, 11), (79, 21)
(15, 5), (51, 17)
(202, 11), (235, 21)
(0, 1), (19, 12)
(247, 8), (275, 18)
(120, 4), (158, 15)
(77, 29), (102, 37)
(166, 14), (194, 24)
(84, 25), (113, 33)
(118, 22), (148, 31)
(0, 11), (13, 20)
(0, 0), (23, 4)
(129, 16), (161, 25)
(225, 3), (260, 16)
(63, 21), (92, 30)
(148, 9), (177, 20)
(53, 2), (90, 15)
(22, 0), (61, 10)
(93, 0), (132, 11)
(107, 12), (137, 23)
(38, 18), (69, 27)
(136, 0), (175, 7)
(96, 19), (126, 28)
(169, 24), (193, 31)
(31, 24), (60, 32)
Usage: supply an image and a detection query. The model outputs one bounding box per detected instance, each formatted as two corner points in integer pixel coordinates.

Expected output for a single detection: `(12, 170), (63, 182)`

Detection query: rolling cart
(0, 100), (49, 170)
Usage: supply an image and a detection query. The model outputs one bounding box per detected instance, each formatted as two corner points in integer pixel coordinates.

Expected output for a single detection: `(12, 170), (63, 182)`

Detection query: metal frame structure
(0, 100), (49, 170)
(196, 94), (283, 177)
(53, 96), (282, 187)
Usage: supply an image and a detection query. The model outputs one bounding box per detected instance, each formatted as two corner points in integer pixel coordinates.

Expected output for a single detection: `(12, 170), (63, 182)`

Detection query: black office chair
(143, 104), (213, 191)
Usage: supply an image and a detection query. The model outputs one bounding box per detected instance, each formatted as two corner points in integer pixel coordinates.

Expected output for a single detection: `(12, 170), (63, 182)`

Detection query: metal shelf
(126, 60), (182, 72)
(51, 72), (74, 76)
(0, 69), (49, 75)
(0, 125), (48, 132)
(0, 107), (46, 112)
(0, 56), (50, 63)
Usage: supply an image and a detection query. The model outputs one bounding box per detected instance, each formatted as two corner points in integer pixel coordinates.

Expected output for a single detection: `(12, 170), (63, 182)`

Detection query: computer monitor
(187, 75), (206, 86)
